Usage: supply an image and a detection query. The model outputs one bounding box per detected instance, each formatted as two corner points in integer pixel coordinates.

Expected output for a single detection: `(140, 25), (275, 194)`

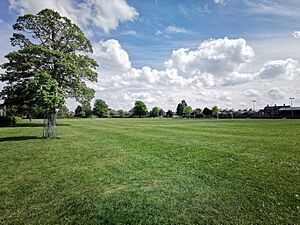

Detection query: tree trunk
(43, 111), (57, 138)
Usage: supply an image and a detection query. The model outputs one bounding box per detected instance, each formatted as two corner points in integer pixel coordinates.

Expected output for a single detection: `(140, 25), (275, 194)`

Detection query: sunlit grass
(0, 118), (299, 224)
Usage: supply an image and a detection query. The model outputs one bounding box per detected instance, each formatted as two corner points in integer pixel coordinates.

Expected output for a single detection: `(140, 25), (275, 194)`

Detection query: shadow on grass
(0, 136), (44, 142)
(0, 123), (70, 128)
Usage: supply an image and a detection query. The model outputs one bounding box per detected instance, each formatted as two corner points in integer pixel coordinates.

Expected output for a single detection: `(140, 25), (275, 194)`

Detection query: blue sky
(1, 0), (300, 110)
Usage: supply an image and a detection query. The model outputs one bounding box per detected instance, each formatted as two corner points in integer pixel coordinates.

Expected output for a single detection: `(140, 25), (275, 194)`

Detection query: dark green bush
(0, 116), (16, 126)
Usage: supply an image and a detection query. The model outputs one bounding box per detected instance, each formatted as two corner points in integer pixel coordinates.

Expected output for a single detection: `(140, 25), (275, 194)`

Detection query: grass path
(0, 119), (299, 224)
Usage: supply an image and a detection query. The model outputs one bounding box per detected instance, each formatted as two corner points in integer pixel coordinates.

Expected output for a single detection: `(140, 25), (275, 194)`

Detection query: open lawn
(0, 118), (299, 224)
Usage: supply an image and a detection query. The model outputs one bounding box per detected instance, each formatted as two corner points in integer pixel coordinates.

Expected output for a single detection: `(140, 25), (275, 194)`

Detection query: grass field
(0, 118), (299, 224)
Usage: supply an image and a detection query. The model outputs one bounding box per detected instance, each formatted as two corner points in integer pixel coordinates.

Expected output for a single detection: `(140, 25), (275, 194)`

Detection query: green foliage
(166, 109), (174, 117)
(183, 106), (193, 117)
(176, 100), (187, 116)
(192, 108), (203, 118)
(133, 101), (148, 118)
(212, 105), (220, 116)
(0, 9), (98, 115)
(82, 102), (92, 118)
(93, 99), (109, 118)
(0, 116), (16, 126)
(57, 105), (70, 118)
(117, 109), (125, 118)
(150, 106), (160, 117)
(159, 108), (165, 117)
(203, 107), (212, 117)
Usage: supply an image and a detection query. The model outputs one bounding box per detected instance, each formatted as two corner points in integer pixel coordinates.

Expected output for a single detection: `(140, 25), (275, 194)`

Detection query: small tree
(82, 102), (92, 118)
(117, 109), (125, 118)
(109, 109), (118, 118)
(150, 106), (160, 117)
(0, 9), (98, 138)
(93, 99), (109, 118)
(183, 106), (193, 118)
(166, 110), (174, 117)
(212, 106), (220, 118)
(133, 101), (147, 118)
(203, 107), (212, 118)
(192, 108), (203, 118)
(159, 108), (165, 117)
(176, 100), (187, 116)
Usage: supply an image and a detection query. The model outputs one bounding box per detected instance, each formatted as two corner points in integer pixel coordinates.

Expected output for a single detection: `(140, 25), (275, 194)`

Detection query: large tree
(133, 101), (147, 118)
(0, 9), (98, 138)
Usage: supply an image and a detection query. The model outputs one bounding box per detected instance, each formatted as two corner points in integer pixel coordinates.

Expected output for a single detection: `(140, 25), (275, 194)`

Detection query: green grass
(0, 118), (299, 224)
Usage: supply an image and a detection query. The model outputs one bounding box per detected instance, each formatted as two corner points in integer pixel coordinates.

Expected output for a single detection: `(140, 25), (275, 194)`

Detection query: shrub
(0, 116), (16, 126)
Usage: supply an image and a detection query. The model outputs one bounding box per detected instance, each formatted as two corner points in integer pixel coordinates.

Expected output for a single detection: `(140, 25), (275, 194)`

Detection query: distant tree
(183, 106), (193, 117)
(192, 108), (202, 118)
(109, 109), (118, 118)
(93, 99), (108, 118)
(159, 108), (165, 117)
(133, 101), (147, 118)
(176, 100), (187, 116)
(150, 106), (160, 117)
(74, 105), (83, 117)
(57, 105), (69, 118)
(0, 9), (98, 138)
(203, 107), (212, 118)
(212, 106), (220, 117)
(117, 109), (125, 118)
(166, 110), (174, 118)
(82, 101), (92, 118)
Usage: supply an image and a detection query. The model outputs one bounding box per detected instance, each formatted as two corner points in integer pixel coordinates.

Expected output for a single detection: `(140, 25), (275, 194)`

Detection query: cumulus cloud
(70, 37), (300, 109)
(8, 0), (138, 33)
(165, 37), (255, 85)
(265, 87), (286, 99)
(93, 39), (131, 71)
(258, 58), (300, 80)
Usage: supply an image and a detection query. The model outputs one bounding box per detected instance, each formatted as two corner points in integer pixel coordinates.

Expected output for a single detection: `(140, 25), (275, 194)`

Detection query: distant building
(279, 107), (300, 118)
(262, 104), (290, 117)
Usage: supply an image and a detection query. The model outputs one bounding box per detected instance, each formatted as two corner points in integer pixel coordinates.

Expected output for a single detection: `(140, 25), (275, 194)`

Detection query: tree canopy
(133, 101), (147, 118)
(93, 99), (109, 118)
(176, 100), (187, 116)
(0, 8), (98, 117)
(183, 106), (193, 117)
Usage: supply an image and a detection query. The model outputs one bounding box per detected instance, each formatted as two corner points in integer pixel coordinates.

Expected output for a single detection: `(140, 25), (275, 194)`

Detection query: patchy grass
(0, 118), (299, 224)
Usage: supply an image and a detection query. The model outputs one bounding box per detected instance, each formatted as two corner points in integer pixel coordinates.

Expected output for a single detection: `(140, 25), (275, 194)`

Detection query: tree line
(55, 99), (221, 119)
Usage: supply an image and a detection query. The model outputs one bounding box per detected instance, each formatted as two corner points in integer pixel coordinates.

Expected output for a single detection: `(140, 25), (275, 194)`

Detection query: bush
(0, 116), (16, 126)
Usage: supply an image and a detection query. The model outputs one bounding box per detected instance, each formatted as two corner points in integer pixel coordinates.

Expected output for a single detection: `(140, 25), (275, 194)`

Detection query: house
(279, 107), (300, 118)
(262, 104), (290, 117)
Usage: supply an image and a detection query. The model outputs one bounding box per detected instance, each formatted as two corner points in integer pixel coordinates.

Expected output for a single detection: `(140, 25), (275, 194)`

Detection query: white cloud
(213, 0), (224, 4)
(292, 31), (300, 38)
(245, 89), (259, 98)
(165, 25), (189, 34)
(165, 37), (255, 85)
(8, 0), (138, 33)
(265, 87), (286, 100)
(258, 58), (299, 80)
(121, 30), (137, 36)
(93, 39), (131, 71)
